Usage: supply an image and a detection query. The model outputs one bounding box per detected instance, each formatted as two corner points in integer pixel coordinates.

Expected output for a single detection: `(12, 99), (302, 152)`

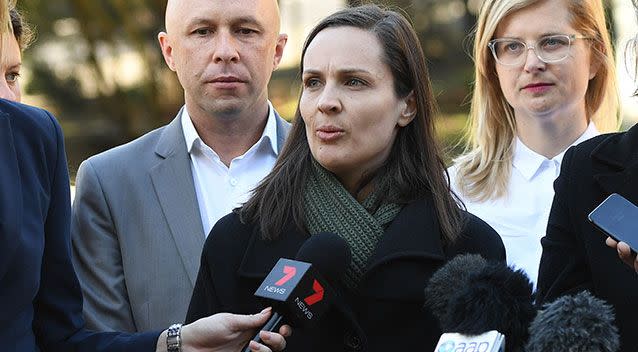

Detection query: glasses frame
(487, 34), (589, 66)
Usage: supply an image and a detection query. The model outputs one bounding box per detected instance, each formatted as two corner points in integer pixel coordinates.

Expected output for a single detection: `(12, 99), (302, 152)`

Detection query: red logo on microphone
(275, 265), (297, 286)
(303, 280), (324, 305)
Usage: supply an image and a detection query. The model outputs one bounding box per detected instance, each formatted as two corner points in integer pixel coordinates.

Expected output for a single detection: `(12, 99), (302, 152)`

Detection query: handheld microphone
(426, 256), (535, 352)
(242, 232), (351, 352)
(525, 291), (619, 352)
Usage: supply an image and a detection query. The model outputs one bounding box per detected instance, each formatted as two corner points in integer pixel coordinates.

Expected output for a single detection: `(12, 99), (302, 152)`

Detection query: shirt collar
(513, 122), (599, 181)
(262, 101), (279, 155)
(181, 107), (200, 154)
(181, 101), (280, 156)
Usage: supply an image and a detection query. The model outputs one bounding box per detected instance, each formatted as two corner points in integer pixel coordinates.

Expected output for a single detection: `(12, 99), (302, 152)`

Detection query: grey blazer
(71, 108), (290, 332)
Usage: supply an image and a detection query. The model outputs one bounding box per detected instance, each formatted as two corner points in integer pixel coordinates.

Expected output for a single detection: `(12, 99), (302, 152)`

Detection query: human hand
(156, 307), (291, 352)
(605, 237), (638, 273)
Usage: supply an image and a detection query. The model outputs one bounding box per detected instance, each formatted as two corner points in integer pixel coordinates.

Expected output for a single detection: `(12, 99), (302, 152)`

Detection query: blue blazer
(0, 99), (159, 351)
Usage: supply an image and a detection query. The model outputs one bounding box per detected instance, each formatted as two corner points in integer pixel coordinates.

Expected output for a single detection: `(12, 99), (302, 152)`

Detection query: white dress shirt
(182, 102), (279, 236)
(449, 123), (599, 289)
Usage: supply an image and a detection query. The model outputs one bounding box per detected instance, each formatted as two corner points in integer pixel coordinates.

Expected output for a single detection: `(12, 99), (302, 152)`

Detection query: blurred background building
(14, 0), (637, 180)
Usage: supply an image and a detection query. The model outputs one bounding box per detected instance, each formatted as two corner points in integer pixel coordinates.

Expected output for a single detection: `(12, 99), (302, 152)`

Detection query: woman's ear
(398, 91), (417, 127)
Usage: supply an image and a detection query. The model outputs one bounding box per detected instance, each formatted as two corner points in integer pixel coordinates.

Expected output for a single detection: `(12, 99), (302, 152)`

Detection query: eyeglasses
(487, 34), (588, 66)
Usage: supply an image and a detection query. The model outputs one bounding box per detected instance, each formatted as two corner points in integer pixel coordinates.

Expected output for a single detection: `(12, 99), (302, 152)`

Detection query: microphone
(525, 291), (619, 352)
(242, 232), (351, 352)
(425, 256), (536, 352)
(424, 254), (488, 322)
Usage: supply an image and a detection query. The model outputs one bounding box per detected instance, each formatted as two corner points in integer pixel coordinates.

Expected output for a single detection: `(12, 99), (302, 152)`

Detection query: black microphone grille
(295, 232), (352, 282)
(526, 291), (619, 352)
(424, 254), (488, 322)
(441, 262), (535, 352)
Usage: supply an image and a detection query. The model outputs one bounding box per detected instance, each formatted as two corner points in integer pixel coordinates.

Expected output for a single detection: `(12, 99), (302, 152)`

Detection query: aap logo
(437, 341), (455, 352)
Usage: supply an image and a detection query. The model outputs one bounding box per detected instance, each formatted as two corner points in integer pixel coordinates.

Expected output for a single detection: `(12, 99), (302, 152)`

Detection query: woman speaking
(186, 5), (505, 351)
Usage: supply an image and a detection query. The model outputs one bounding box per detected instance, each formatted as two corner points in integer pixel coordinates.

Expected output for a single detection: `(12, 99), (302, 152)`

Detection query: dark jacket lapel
(592, 123), (638, 202)
(366, 198), (445, 271)
(0, 111), (22, 279)
(360, 198), (446, 301)
(238, 222), (309, 279)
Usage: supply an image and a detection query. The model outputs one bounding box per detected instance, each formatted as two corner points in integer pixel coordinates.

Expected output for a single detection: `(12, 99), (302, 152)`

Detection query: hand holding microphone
(242, 232), (351, 352)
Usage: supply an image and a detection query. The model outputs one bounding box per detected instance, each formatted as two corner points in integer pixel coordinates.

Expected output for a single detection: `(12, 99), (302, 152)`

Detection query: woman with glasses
(448, 0), (619, 287)
(536, 1), (638, 350)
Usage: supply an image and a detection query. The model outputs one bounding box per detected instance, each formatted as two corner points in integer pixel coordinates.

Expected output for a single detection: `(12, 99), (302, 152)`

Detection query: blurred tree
(19, 0), (182, 174)
(16, 0), (617, 173)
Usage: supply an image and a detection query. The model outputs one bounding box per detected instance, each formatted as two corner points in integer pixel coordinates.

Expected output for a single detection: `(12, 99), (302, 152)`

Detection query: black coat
(186, 197), (505, 352)
(537, 123), (638, 352)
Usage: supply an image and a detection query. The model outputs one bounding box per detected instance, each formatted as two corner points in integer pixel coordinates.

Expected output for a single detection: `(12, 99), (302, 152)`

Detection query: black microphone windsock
(295, 232), (352, 284)
(525, 291), (619, 352)
(442, 262), (535, 352)
(424, 254), (488, 322)
(242, 232), (351, 352)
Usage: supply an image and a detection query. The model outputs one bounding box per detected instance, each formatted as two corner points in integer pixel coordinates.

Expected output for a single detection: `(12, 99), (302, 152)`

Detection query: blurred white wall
(278, 0), (346, 69)
(614, 0), (638, 126)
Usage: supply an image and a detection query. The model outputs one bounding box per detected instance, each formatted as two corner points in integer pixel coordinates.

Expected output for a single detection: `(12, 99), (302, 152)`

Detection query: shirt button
(229, 178), (238, 187)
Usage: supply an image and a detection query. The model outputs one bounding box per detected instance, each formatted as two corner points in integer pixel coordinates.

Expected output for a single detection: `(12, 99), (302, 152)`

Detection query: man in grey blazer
(71, 0), (289, 333)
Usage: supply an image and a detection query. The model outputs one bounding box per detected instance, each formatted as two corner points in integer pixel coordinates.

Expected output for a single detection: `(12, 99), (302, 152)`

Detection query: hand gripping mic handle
(241, 312), (283, 352)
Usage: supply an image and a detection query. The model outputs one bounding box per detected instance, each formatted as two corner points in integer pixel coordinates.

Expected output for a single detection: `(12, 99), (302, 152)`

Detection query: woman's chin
(314, 159), (340, 173)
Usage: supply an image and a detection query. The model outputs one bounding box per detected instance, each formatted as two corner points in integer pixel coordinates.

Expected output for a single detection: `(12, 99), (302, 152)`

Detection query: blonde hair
(0, 0), (11, 57)
(454, 0), (619, 202)
(0, 0), (12, 33)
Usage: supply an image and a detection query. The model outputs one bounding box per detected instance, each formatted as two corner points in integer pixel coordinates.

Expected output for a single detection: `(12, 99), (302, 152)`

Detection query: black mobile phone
(588, 193), (638, 252)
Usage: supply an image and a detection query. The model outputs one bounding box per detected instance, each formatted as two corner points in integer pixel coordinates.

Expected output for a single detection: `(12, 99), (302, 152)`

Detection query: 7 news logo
(266, 265), (325, 306)
(256, 258), (332, 325)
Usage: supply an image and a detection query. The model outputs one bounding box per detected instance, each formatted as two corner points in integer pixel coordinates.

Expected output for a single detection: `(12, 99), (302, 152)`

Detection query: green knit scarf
(303, 160), (402, 289)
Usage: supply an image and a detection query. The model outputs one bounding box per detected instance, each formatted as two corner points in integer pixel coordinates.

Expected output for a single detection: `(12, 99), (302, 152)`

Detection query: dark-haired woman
(186, 4), (505, 352)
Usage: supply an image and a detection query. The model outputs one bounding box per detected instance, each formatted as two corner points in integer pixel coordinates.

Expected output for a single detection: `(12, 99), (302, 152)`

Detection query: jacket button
(344, 331), (362, 351)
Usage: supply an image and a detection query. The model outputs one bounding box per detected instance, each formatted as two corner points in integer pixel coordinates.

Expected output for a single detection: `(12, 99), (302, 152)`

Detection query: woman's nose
(317, 86), (342, 114)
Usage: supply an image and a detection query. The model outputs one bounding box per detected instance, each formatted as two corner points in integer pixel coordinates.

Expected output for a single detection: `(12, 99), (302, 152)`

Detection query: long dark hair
(240, 4), (463, 244)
